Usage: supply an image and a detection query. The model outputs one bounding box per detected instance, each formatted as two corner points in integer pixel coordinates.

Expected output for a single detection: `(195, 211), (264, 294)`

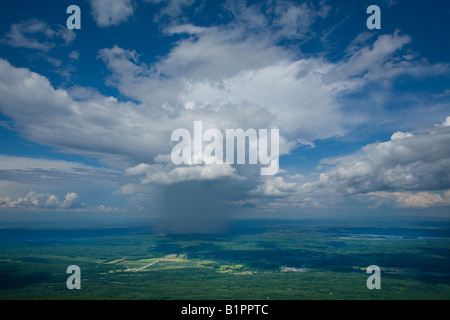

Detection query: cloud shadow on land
(156, 179), (236, 234)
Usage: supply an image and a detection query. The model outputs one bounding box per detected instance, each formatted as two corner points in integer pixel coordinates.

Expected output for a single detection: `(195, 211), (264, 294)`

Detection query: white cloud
(98, 41), (352, 152)
(96, 204), (123, 212)
(69, 50), (80, 60)
(46, 56), (62, 67)
(1, 25), (447, 196)
(97, 25), (440, 154)
(271, 0), (330, 39)
(0, 1), (448, 207)
(144, 0), (195, 21)
(125, 162), (238, 185)
(300, 118), (450, 198)
(0, 196), (12, 206)
(0, 189), (129, 212)
(335, 30), (449, 82)
(0, 155), (94, 172)
(90, 0), (135, 27)
(2, 19), (76, 51)
(0, 58), (172, 167)
(223, 0), (329, 40)
(1, 191), (83, 210)
(165, 23), (209, 35)
(367, 190), (450, 208)
(390, 131), (414, 140)
(441, 116), (450, 127)
(61, 192), (80, 208)
(0, 155), (122, 211)
(0, 1), (448, 219)
(251, 176), (297, 197)
(157, 26), (290, 81)
(46, 194), (59, 208)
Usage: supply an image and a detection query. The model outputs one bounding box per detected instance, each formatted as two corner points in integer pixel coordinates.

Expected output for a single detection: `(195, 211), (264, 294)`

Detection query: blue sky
(0, 0), (449, 230)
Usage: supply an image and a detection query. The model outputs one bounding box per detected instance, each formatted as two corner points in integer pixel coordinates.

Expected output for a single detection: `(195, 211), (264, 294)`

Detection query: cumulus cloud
(90, 0), (135, 27)
(96, 20), (441, 153)
(367, 190), (450, 208)
(0, 190), (129, 212)
(222, 0), (330, 40)
(251, 176), (297, 197)
(0, 1), (449, 220)
(0, 196), (12, 206)
(1, 191), (82, 210)
(96, 204), (124, 212)
(97, 39), (348, 154)
(69, 50), (80, 60)
(300, 118), (450, 198)
(0, 58), (171, 167)
(165, 24), (209, 35)
(0, 155), (125, 213)
(125, 162), (238, 185)
(2, 19), (75, 51)
(331, 31), (412, 80)
(271, 0), (330, 39)
(1, 15), (442, 172)
(61, 192), (80, 209)
(440, 116), (450, 127)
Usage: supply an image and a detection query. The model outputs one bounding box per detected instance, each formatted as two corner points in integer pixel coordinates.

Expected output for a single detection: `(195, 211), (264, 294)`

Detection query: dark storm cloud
(155, 179), (238, 234)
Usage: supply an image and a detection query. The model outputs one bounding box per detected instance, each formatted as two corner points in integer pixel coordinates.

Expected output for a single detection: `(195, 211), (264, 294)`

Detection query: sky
(0, 0), (449, 232)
